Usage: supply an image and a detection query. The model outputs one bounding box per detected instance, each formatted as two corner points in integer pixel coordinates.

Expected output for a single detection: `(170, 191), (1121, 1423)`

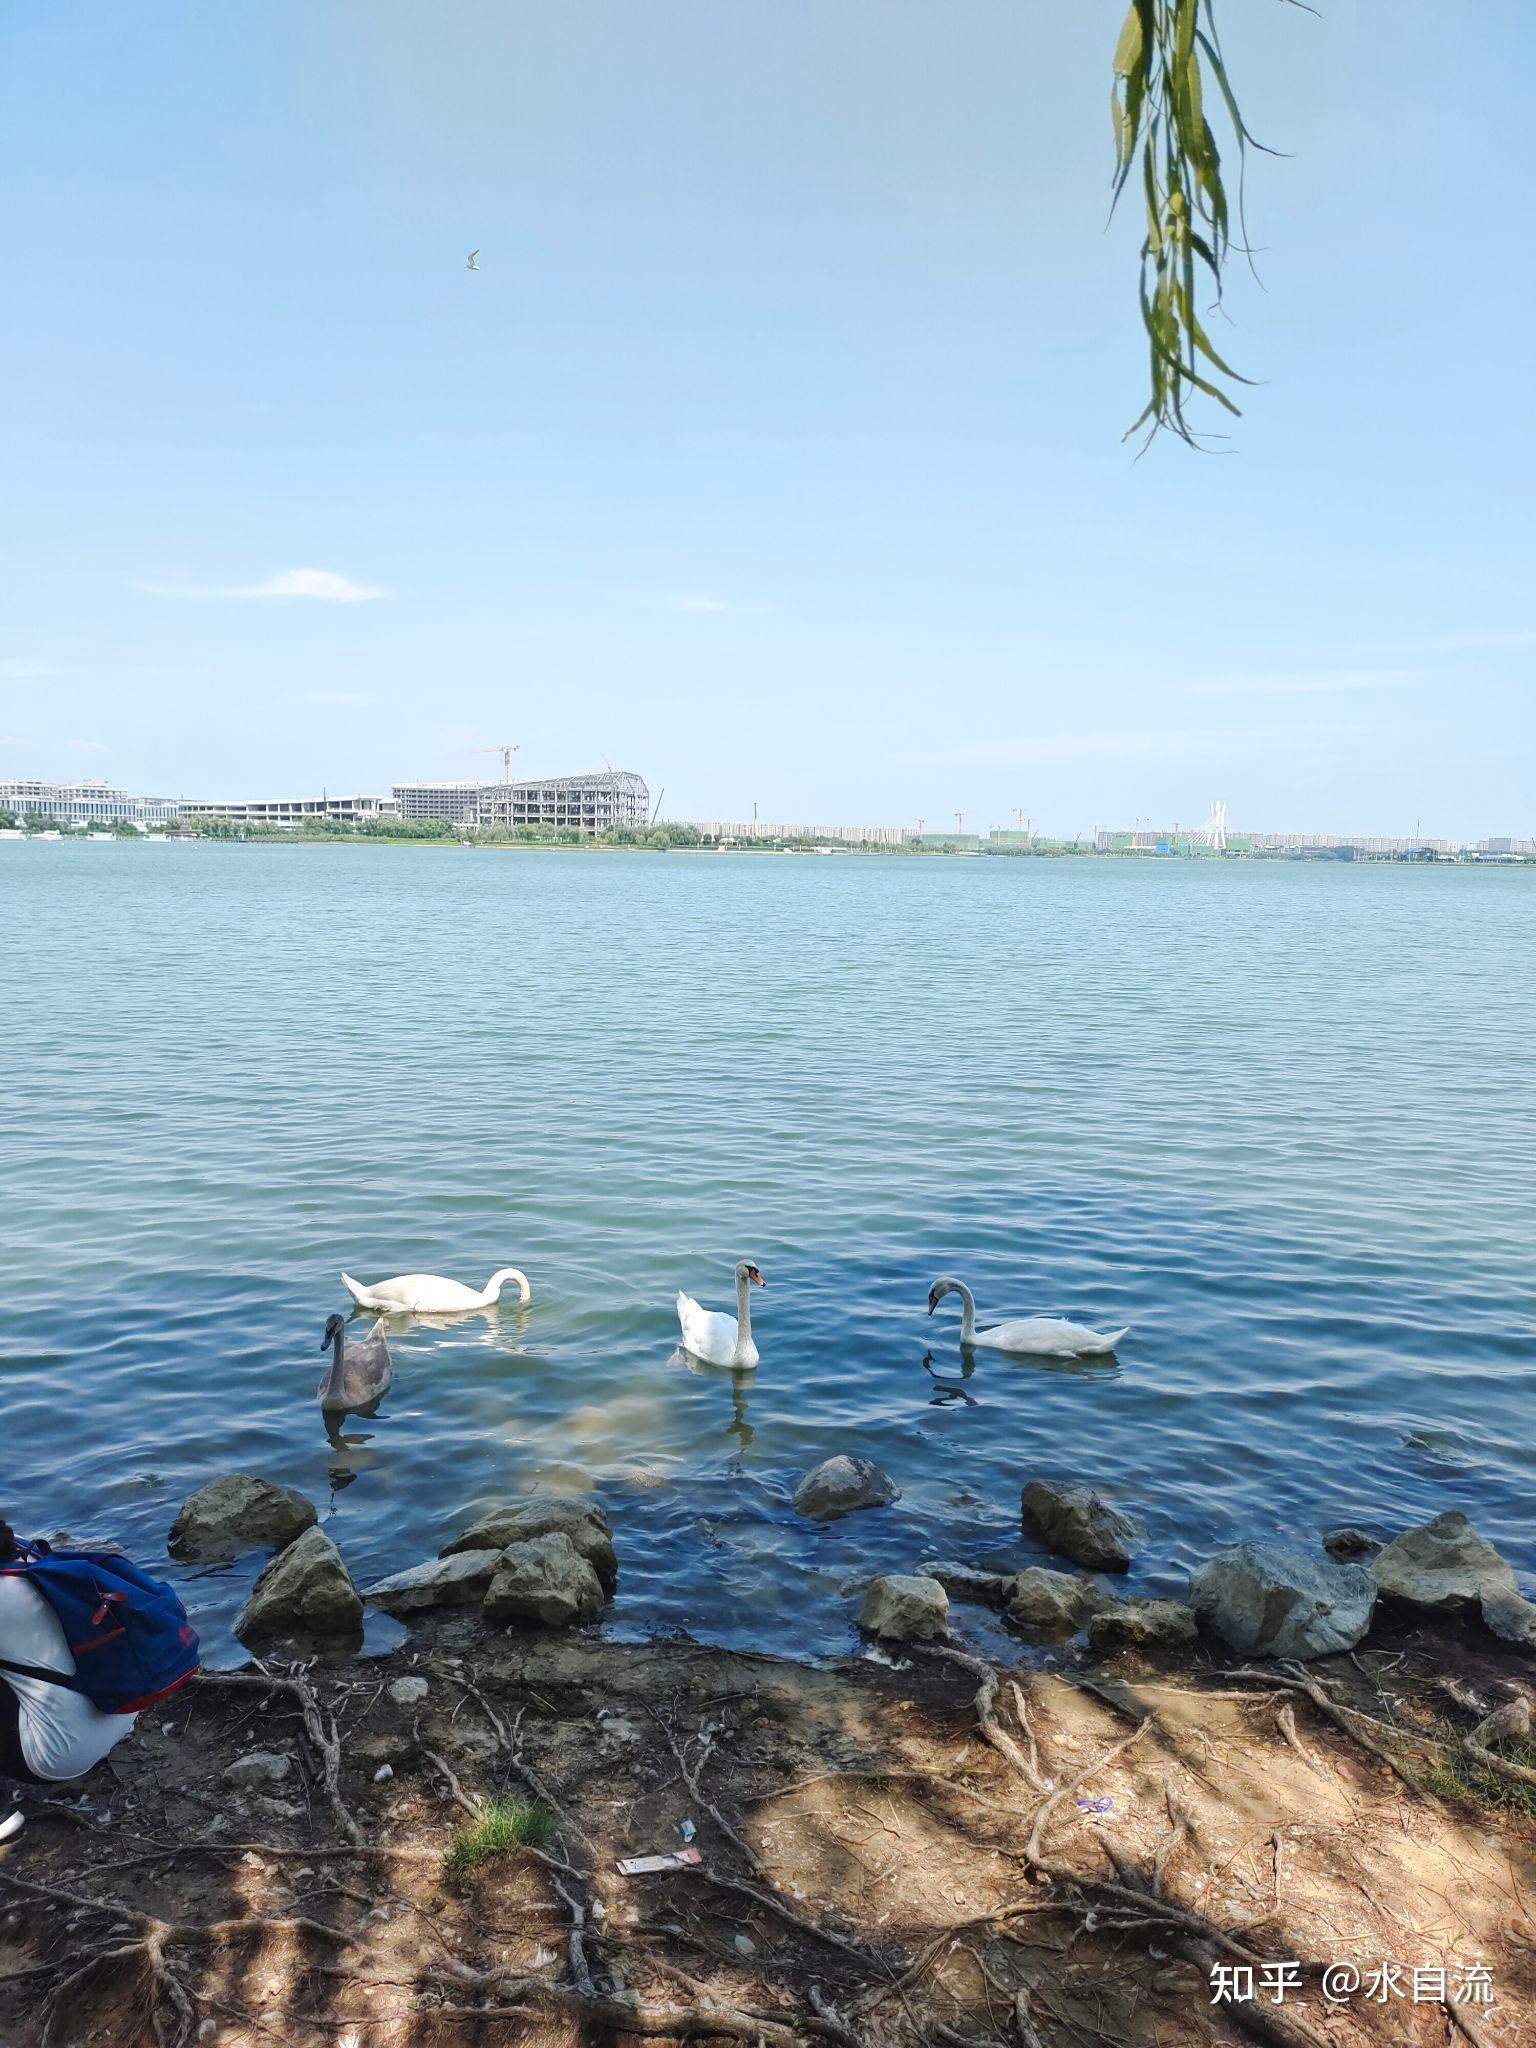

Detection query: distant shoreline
(4, 832), (1530, 868)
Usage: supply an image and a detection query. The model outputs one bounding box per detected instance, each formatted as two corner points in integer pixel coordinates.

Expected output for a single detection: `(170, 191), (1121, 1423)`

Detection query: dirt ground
(1, 1611), (1532, 2048)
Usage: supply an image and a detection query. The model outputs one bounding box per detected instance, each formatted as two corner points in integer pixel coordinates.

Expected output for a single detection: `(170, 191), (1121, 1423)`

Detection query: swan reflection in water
(674, 1348), (756, 1453)
(923, 1351), (978, 1406)
(923, 1346), (1122, 1406)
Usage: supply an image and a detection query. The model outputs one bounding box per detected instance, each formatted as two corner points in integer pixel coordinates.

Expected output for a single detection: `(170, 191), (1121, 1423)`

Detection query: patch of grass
(444, 1797), (557, 1878)
(1418, 1731), (1536, 1820)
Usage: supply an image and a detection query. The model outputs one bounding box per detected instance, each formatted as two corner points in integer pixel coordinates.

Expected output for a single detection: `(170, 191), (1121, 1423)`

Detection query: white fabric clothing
(0, 1572), (138, 1781)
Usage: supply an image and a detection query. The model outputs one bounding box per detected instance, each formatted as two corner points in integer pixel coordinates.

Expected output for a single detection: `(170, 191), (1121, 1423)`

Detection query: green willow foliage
(1111, 0), (1297, 448)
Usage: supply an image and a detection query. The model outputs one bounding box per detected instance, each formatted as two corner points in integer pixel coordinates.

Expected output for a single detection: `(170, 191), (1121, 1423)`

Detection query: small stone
(859, 1574), (949, 1644)
(1322, 1527), (1381, 1562)
(388, 1676), (431, 1706)
(198, 2022), (218, 2044)
(169, 1474), (316, 1561)
(483, 1532), (605, 1626)
(1006, 1567), (1104, 1636)
(223, 1750), (293, 1788)
(1189, 1542), (1374, 1661)
(235, 1527), (362, 1642)
(1087, 1597), (1198, 1656)
(363, 1549), (503, 1613)
(1021, 1480), (1145, 1573)
(793, 1455), (900, 1521)
(733, 1933), (757, 1956)
(373, 1764), (394, 1784)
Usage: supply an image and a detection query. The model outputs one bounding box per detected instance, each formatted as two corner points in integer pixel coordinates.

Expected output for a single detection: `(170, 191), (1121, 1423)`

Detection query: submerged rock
(1189, 1541), (1374, 1662)
(1088, 1597), (1198, 1656)
(1006, 1566), (1104, 1636)
(1020, 1481), (1145, 1573)
(444, 1498), (617, 1591)
(1372, 1512), (1519, 1611)
(483, 1532), (604, 1626)
(169, 1474), (316, 1561)
(916, 1560), (1015, 1609)
(859, 1574), (949, 1644)
(793, 1455), (900, 1521)
(363, 1549), (503, 1614)
(1323, 1527), (1382, 1563)
(235, 1527), (362, 1642)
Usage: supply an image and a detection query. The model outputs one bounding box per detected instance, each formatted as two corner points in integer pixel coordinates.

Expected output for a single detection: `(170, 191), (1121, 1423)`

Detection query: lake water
(3, 842), (1533, 1662)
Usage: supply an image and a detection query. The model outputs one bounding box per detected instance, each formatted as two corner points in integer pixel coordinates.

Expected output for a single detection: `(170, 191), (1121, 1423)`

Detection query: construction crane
(474, 743), (520, 783)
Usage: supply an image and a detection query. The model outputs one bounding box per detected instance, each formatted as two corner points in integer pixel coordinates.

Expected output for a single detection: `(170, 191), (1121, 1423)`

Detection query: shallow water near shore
(3, 841), (1534, 1661)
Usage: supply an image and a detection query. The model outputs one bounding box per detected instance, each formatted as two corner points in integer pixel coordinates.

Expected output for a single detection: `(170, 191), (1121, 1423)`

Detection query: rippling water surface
(3, 843), (1533, 1660)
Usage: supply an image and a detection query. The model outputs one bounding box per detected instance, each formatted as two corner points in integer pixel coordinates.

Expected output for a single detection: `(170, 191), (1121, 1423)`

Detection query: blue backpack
(0, 1539), (200, 1714)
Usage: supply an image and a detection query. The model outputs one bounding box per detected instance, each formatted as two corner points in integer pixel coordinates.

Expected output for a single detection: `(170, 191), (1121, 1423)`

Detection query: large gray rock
(170, 1474), (316, 1560)
(1372, 1512), (1519, 1611)
(1006, 1566), (1104, 1636)
(1189, 1542), (1374, 1662)
(1088, 1597), (1198, 1656)
(443, 1498), (617, 1591)
(235, 1526), (362, 1642)
(793, 1455), (900, 1521)
(363, 1548), (503, 1613)
(859, 1574), (949, 1644)
(1021, 1481), (1144, 1573)
(916, 1560), (1015, 1609)
(483, 1533), (604, 1626)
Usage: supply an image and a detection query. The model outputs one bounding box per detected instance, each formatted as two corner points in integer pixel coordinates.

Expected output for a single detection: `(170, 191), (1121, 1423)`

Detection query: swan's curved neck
(484, 1267), (530, 1306)
(951, 1281), (978, 1342)
(735, 1269), (754, 1351)
(322, 1324), (347, 1401)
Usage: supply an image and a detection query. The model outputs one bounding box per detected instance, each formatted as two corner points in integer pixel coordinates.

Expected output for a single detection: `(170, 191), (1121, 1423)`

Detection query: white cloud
(0, 659), (49, 681)
(67, 739), (106, 753)
(141, 568), (384, 602)
(676, 595), (730, 613)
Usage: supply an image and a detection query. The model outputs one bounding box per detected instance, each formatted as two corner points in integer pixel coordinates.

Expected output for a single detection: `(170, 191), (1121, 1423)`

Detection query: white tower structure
(1191, 798), (1228, 850)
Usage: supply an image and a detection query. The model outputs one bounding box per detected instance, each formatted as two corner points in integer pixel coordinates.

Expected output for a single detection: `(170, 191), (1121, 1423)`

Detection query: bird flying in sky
(466, 250), (480, 271)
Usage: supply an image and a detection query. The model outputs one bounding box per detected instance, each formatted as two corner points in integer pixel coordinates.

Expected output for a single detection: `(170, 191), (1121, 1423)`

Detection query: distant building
(0, 777), (181, 826)
(477, 770), (649, 833)
(179, 793), (394, 827)
(392, 781), (484, 823)
(694, 820), (908, 846)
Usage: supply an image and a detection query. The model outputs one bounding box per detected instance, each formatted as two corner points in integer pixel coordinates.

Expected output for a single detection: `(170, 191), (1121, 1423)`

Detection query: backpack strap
(0, 1655), (76, 1691)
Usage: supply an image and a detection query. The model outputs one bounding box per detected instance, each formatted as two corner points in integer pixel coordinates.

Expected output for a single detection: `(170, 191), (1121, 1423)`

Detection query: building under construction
(393, 770), (650, 833)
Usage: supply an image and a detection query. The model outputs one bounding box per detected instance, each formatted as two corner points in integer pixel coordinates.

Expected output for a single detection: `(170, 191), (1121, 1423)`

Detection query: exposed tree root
(909, 1644), (1048, 1793)
(197, 1664), (361, 1845)
(1226, 1663), (1448, 1800)
(0, 1869), (355, 2048)
(432, 1956), (866, 2044)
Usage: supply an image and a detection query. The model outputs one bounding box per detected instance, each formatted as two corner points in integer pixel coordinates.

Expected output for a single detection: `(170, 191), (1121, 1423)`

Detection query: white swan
(340, 1267), (531, 1314)
(319, 1313), (393, 1413)
(676, 1261), (765, 1367)
(927, 1277), (1128, 1357)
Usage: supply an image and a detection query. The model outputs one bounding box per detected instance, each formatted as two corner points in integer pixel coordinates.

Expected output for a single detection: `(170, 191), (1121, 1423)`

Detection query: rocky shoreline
(3, 1464), (1531, 2048)
(164, 1456), (1536, 1680)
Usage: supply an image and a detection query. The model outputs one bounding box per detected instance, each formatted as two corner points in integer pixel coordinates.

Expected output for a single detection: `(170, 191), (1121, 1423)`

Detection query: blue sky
(1, 0), (1532, 837)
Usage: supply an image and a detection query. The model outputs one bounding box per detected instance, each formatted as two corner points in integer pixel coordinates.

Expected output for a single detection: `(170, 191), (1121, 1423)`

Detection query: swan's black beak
(927, 1298), (937, 1316)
